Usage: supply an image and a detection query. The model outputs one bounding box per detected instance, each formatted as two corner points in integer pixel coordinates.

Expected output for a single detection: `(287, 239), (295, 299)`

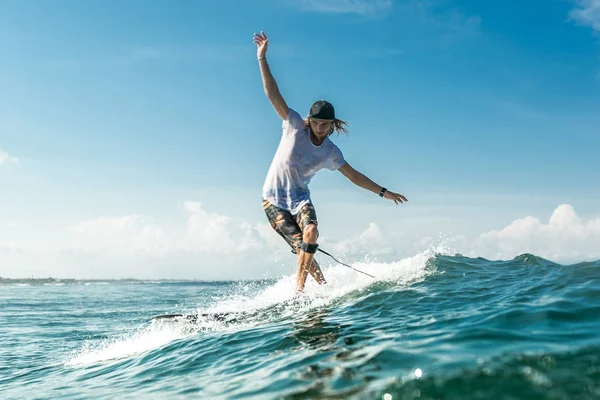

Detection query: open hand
(384, 190), (408, 205)
(253, 31), (268, 60)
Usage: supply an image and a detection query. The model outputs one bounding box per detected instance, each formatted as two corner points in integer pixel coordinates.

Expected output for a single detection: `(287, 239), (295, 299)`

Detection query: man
(254, 31), (407, 295)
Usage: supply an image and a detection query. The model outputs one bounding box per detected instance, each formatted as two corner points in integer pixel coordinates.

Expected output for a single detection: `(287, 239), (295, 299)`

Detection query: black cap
(309, 100), (335, 120)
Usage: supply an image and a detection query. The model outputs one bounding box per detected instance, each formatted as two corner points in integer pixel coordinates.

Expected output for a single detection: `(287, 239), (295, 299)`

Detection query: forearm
(258, 58), (281, 98)
(339, 163), (407, 204)
(350, 171), (383, 195)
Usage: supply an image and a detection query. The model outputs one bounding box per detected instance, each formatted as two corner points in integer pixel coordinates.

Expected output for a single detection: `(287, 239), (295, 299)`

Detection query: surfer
(254, 31), (407, 295)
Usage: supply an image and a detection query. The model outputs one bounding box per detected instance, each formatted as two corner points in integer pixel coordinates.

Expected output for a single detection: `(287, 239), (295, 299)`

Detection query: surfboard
(151, 311), (240, 323)
(152, 297), (309, 323)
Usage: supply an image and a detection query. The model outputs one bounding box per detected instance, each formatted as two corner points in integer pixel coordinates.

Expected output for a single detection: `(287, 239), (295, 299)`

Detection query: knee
(303, 223), (318, 243)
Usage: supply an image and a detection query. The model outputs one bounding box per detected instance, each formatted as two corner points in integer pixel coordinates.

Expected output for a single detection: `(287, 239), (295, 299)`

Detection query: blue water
(2, 251), (600, 399)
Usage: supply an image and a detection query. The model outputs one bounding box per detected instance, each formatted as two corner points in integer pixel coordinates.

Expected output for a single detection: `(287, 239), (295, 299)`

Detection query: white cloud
(323, 222), (467, 263)
(294, 0), (393, 15)
(0, 149), (19, 166)
(570, 0), (600, 33)
(473, 204), (600, 263)
(0, 243), (25, 254)
(328, 222), (387, 255)
(64, 202), (267, 256)
(3, 202), (599, 279)
(255, 222), (286, 249)
(320, 204), (600, 265)
(184, 201), (263, 253)
(68, 215), (163, 254)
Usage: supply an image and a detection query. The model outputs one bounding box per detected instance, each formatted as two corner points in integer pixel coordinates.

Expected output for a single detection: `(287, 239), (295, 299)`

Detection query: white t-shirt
(262, 108), (346, 215)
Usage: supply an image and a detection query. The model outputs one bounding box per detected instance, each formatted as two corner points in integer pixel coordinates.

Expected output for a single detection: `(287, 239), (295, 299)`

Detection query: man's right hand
(254, 30), (289, 120)
(253, 31), (268, 60)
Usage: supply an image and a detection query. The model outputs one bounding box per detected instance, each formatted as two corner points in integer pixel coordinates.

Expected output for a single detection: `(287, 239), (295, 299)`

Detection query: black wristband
(379, 187), (387, 197)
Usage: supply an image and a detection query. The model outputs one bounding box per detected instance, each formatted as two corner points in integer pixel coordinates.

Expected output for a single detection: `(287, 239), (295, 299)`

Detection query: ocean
(1, 250), (599, 399)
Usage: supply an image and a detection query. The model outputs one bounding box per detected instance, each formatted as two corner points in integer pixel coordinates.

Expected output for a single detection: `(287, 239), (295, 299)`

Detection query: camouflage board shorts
(262, 199), (318, 254)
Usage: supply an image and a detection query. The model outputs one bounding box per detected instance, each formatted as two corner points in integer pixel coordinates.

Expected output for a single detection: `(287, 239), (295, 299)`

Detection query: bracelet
(258, 57), (266, 61)
(379, 187), (387, 197)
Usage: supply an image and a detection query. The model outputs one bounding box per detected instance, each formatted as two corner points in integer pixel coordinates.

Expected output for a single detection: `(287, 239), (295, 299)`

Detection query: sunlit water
(1, 250), (599, 399)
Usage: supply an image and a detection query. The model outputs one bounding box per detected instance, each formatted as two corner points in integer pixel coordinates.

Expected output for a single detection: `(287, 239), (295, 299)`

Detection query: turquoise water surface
(2, 251), (599, 399)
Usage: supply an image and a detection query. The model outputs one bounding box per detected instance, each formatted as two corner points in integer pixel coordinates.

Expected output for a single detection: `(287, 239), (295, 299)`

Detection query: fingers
(394, 192), (407, 202)
(387, 192), (407, 204)
(253, 35), (268, 48)
(382, 190), (408, 205)
(253, 31), (268, 42)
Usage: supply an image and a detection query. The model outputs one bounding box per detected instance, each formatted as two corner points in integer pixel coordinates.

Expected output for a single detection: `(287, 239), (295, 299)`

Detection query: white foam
(202, 247), (437, 322)
(65, 323), (195, 366)
(65, 248), (439, 366)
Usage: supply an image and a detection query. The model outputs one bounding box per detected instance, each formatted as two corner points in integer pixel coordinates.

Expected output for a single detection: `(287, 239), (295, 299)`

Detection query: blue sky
(1, 0), (599, 279)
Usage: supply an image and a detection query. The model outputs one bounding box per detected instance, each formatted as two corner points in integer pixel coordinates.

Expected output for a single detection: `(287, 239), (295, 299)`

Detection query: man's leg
(296, 248), (327, 293)
(308, 258), (326, 284)
(295, 223), (318, 294)
(263, 200), (325, 295)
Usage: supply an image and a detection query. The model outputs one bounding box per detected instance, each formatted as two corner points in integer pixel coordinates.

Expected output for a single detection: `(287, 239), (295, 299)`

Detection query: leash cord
(317, 248), (376, 279)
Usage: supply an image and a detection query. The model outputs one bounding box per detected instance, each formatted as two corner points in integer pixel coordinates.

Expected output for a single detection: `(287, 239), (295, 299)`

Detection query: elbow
(264, 87), (279, 100)
(263, 81), (276, 95)
(264, 89), (275, 102)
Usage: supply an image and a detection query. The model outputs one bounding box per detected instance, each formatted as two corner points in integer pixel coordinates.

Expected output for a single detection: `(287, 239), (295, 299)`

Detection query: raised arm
(338, 162), (408, 205)
(254, 31), (290, 120)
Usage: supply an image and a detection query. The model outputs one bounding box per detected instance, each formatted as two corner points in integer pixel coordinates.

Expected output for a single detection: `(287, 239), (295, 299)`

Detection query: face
(309, 118), (334, 138)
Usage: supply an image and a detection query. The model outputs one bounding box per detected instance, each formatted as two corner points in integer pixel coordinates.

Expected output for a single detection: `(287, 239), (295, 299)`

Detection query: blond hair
(304, 117), (350, 136)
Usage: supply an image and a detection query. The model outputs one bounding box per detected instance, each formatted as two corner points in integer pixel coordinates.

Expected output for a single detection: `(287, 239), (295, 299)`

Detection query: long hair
(304, 117), (350, 136)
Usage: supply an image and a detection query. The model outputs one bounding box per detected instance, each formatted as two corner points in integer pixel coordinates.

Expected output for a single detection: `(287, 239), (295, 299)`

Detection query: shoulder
(281, 108), (307, 137)
(323, 139), (346, 170)
(325, 137), (343, 153)
(285, 108), (305, 129)
(325, 138), (345, 161)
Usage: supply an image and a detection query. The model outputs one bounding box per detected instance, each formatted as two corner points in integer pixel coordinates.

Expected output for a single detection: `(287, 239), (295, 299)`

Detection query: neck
(309, 128), (326, 146)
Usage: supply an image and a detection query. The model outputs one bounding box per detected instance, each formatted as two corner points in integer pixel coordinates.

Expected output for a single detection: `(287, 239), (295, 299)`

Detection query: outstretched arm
(254, 31), (290, 120)
(338, 162), (408, 205)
